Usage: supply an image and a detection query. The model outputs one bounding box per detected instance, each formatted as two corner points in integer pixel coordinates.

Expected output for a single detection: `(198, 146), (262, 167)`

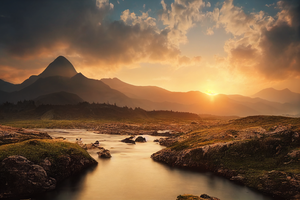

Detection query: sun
(205, 90), (219, 96)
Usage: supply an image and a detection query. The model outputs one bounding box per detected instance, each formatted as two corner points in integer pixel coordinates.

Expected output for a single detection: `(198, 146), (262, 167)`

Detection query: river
(34, 129), (274, 200)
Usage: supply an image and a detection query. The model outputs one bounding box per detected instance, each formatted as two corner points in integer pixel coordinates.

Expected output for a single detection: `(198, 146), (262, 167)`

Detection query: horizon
(0, 0), (300, 96)
(1, 55), (299, 96)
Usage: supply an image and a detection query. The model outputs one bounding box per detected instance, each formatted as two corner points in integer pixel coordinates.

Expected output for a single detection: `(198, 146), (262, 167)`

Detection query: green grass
(0, 139), (91, 163)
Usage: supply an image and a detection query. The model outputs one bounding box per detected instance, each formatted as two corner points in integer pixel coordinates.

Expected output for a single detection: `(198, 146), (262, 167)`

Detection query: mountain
(102, 78), (210, 105)
(0, 56), (78, 92)
(0, 80), (16, 93)
(1, 73), (134, 107)
(34, 91), (84, 106)
(39, 56), (77, 78)
(252, 88), (300, 104)
(1, 56), (298, 117)
(227, 94), (295, 115)
(102, 78), (297, 116)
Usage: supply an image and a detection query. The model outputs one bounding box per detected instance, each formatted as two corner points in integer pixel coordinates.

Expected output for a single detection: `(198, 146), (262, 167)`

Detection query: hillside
(151, 116), (300, 199)
(34, 91), (84, 106)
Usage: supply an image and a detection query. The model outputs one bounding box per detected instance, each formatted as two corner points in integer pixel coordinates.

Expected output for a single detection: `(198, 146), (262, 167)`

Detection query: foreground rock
(97, 147), (112, 158)
(0, 156), (56, 198)
(176, 194), (219, 200)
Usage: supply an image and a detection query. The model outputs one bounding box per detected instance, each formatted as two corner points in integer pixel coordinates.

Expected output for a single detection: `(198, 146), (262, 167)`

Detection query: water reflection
(34, 129), (274, 200)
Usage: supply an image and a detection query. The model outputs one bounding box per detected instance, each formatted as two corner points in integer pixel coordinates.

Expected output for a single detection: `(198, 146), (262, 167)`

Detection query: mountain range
(0, 56), (299, 117)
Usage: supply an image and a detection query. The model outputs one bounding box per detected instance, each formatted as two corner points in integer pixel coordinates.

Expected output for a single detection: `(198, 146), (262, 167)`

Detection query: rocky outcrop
(0, 152), (97, 199)
(97, 147), (111, 158)
(0, 125), (51, 145)
(257, 171), (300, 200)
(135, 136), (146, 142)
(0, 125), (98, 199)
(0, 156), (56, 199)
(152, 131), (300, 199)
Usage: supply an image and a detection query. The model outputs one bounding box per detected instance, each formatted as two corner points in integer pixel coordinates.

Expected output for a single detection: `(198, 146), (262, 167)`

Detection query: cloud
(159, 0), (206, 45)
(0, 0), (201, 82)
(210, 0), (300, 80)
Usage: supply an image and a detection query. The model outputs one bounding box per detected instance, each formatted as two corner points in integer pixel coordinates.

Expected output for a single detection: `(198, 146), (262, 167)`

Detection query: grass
(0, 119), (111, 129)
(0, 139), (91, 163)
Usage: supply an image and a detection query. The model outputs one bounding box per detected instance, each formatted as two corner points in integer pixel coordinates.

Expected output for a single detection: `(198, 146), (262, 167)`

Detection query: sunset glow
(0, 0), (299, 96)
(205, 90), (219, 96)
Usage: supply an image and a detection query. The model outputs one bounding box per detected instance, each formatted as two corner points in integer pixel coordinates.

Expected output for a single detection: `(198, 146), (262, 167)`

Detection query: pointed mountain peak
(39, 56), (77, 78)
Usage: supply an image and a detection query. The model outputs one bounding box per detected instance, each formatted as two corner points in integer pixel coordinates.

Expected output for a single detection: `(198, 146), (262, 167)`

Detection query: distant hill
(34, 91), (84, 106)
(252, 88), (300, 104)
(102, 78), (297, 116)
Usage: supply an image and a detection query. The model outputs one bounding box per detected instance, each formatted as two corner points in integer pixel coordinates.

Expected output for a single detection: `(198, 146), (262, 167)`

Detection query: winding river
(34, 129), (274, 200)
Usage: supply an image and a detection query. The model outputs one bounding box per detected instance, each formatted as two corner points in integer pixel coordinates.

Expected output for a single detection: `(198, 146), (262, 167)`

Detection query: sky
(0, 0), (299, 95)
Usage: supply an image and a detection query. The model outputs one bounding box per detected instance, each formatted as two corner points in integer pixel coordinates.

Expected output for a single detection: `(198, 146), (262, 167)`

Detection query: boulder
(135, 136), (146, 143)
(121, 136), (136, 144)
(97, 147), (112, 158)
(0, 156), (56, 199)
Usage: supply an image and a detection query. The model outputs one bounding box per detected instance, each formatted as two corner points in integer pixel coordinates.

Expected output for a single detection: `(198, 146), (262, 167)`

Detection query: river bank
(151, 116), (300, 200)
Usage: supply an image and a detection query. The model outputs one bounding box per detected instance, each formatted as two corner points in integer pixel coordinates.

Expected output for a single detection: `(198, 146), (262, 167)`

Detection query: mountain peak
(39, 56), (77, 78)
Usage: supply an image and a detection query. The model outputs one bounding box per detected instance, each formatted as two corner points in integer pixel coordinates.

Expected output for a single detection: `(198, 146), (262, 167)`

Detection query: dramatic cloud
(210, 0), (300, 80)
(0, 0), (201, 82)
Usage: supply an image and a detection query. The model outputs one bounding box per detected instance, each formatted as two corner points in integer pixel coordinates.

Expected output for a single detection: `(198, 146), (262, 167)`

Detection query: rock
(230, 175), (246, 184)
(200, 194), (220, 200)
(39, 158), (52, 172)
(0, 156), (56, 199)
(121, 136), (136, 144)
(154, 139), (159, 142)
(258, 170), (300, 199)
(97, 147), (112, 158)
(176, 194), (220, 200)
(158, 137), (177, 147)
(287, 150), (300, 158)
(135, 136), (146, 142)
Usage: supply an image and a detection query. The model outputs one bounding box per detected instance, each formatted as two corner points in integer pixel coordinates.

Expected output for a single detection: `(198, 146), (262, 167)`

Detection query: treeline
(0, 100), (199, 121)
